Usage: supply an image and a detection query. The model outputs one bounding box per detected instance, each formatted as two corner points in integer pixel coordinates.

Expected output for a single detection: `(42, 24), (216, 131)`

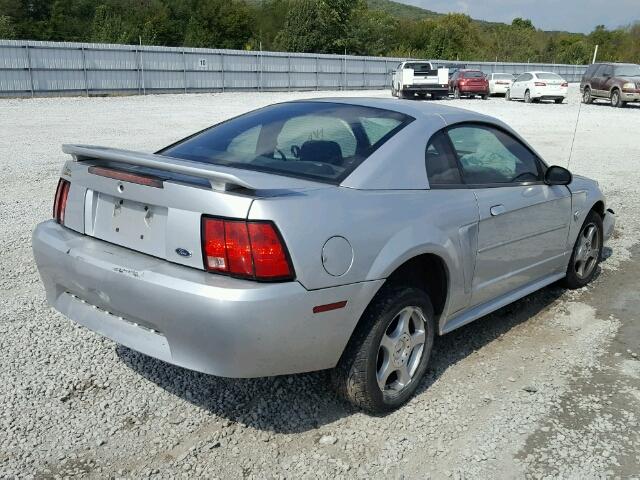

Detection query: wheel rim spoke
(396, 365), (411, 388)
(410, 330), (426, 349)
(379, 333), (395, 354)
(376, 354), (394, 390)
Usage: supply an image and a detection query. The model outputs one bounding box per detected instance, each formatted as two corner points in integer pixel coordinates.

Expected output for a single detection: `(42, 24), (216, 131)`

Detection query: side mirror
(545, 165), (572, 186)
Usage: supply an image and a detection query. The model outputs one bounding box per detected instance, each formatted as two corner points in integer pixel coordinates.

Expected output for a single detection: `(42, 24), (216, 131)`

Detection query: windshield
(160, 102), (413, 184)
(614, 64), (640, 77)
(493, 73), (514, 80)
(536, 73), (563, 80)
(463, 71), (485, 78)
(405, 63), (433, 73)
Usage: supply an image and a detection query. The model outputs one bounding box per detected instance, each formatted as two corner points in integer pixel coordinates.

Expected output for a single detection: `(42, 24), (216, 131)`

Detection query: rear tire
(555, 98), (564, 104)
(524, 90), (533, 103)
(563, 210), (603, 289)
(481, 94), (488, 100)
(332, 285), (435, 414)
(391, 83), (398, 97)
(610, 89), (626, 108)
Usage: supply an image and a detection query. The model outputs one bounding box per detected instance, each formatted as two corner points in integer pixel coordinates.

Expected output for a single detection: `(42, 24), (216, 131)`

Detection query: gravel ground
(1, 87), (639, 479)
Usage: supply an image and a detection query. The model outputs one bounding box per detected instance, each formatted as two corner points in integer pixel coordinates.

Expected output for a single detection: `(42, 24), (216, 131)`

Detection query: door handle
(490, 205), (506, 216)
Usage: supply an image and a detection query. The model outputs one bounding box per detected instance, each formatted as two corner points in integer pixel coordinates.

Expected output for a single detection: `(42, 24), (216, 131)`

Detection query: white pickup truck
(391, 61), (450, 100)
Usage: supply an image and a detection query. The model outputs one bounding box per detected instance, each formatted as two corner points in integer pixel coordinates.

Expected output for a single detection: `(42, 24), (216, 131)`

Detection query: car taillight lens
(202, 217), (294, 281)
(534, 82), (547, 87)
(561, 82), (568, 87)
(53, 178), (70, 224)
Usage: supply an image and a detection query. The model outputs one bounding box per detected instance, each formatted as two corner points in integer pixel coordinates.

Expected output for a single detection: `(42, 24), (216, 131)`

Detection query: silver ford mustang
(32, 98), (615, 413)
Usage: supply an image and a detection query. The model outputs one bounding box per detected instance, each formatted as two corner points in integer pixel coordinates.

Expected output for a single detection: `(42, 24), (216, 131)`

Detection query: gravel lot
(1, 87), (639, 479)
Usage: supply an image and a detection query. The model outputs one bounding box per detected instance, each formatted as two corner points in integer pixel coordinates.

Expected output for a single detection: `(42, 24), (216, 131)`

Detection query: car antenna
(567, 93), (584, 170)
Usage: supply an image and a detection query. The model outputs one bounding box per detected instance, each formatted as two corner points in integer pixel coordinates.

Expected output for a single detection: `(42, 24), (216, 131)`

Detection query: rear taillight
(561, 82), (568, 87)
(202, 217), (294, 281)
(53, 178), (70, 224)
(534, 82), (547, 87)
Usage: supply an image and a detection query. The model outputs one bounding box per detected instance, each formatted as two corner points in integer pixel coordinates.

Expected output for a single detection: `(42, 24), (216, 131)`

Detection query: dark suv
(581, 63), (640, 107)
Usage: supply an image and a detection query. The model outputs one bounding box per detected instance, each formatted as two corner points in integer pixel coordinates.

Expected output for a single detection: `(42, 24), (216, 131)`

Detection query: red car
(449, 69), (489, 99)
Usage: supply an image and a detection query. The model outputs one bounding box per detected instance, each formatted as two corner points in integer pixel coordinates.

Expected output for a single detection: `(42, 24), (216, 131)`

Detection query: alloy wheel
(376, 306), (427, 394)
(574, 223), (600, 280)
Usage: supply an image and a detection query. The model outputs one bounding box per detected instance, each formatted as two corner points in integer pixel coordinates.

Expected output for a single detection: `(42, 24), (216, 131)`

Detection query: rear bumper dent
(32, 221), (383, 378)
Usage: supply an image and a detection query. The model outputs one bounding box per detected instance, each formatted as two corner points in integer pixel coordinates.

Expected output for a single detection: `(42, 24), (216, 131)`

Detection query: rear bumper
(490, 84), (510, 94)
(532, 87), (567, 99)
(603, 209), (616, 242)
(459, 85), (489, 94)
(402, 85), (449, 94)
(32, 221), (383, 378)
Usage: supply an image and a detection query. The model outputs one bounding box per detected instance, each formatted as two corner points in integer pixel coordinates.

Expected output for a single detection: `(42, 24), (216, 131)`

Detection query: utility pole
(592, 45), (599, 64)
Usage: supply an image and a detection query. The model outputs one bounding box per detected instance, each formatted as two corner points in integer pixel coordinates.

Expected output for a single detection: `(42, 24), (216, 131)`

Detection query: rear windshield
(536, 73), (563, 80)
(405, 63), (433, 73)
(614, 64), (640, 77)
(160, 102), (413, 184)
(462, 71), (485, 78)
(493, 73), (514, 79)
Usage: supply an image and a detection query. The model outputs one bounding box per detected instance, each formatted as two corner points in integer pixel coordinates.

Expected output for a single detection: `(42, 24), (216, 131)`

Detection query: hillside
(366, 0), (441, 19)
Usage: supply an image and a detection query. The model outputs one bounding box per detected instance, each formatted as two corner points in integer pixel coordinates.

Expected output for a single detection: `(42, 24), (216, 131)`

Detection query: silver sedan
(32, 98), (615, 413)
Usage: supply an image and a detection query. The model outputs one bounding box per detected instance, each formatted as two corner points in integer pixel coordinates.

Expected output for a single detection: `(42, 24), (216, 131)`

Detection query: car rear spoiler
(63, 144), (258, 192)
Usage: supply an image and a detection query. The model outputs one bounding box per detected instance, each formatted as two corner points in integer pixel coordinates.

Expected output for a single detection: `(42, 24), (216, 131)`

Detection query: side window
(447, 125), (542, 185)
(426, 131), (462, 186)
(602, 65), (613, 77)
(276, 115), (357, 161)
(584, 64), (598, 78)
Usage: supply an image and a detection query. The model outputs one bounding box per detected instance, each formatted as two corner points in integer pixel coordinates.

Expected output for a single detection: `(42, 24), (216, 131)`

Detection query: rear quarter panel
(248, 188), (479, 316)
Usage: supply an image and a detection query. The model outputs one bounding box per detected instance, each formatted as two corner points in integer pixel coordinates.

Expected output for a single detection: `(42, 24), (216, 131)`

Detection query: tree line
(1, 0), (639, 64)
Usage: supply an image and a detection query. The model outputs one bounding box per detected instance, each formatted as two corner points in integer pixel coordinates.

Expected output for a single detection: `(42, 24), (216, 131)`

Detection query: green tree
(184, 0), (254, 49)
(0, 15), (17, 38)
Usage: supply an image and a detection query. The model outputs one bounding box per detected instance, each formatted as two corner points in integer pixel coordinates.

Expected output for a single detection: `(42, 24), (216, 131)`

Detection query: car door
(446, 123), (572, 307)
(591, 64), (609, 97)
(600, 64), (615, 97)
(510, 74), (527, 98)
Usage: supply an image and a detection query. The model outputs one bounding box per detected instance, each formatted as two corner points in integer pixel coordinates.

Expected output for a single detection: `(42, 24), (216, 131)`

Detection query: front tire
(454, 87), (461, 99)
(582, 87), (593, 104)
(610, 89), (626, 108)
(332, 285), (435, 414)
(505, 89), (512, 101)
(563, 210), (603, 289)
(555, 98), (564, 104)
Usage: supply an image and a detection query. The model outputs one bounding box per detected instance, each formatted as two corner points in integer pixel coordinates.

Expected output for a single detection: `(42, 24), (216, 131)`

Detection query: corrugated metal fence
(0, 40), (588, 98)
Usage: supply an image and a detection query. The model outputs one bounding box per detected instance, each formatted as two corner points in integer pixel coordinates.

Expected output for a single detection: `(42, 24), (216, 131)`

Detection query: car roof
(302, 97), (497, 124)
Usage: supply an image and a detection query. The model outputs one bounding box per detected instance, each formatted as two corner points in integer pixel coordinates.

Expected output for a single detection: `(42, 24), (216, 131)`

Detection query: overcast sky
(399, 0), (640, 33)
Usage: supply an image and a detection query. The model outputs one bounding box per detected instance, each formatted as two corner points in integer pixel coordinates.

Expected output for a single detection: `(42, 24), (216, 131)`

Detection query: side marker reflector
(313, 301), (348, 314)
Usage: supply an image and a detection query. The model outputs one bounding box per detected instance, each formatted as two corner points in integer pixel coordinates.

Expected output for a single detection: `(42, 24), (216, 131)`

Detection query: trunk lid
(60, 145), (324, 270)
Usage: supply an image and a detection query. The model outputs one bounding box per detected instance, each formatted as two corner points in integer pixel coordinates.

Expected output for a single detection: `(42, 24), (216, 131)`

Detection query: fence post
(139, 48), (146, 95)
(362, 58), (366, 90)
(182, 49), (187, 94)
(287, 55), (291, 92)
(221, 53), (225, 93)
(257, 52), (261, 92)
(315, 55), (319, 91)
(25, 44), (34, 98)
(81, 46), (89, 96)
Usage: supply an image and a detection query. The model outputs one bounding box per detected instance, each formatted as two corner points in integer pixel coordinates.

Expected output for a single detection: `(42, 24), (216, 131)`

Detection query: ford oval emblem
(175, 248), (192, 258)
